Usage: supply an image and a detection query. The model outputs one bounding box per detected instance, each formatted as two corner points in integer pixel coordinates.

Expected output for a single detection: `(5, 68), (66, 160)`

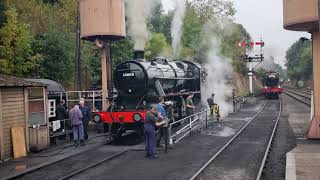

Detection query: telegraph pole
(74, 0), (81, 91)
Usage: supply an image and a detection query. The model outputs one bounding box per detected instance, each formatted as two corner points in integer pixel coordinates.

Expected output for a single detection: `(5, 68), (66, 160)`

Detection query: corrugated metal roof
(26, 79), (64, 92)
(0, 74), (46, 87)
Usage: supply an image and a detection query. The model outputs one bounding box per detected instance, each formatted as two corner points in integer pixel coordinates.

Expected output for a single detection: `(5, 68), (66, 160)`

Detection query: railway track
(190, 98), (282, 180)
(284, 88), (311, 106)
(293, 89), (311, 96)
(5, 133), (143, 180)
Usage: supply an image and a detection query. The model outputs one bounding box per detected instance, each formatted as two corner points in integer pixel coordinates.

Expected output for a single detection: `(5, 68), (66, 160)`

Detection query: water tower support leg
(101, 43), (109, 110)
(308, 32), (320, 139)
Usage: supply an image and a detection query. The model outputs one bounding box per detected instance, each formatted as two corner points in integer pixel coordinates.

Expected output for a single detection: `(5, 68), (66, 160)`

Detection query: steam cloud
(126, 0), (159, 50)
(200, 20), (234, 117)
(171, 0), (187, 58)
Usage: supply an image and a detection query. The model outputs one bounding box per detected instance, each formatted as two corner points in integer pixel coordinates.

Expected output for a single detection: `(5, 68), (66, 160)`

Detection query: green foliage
(149, 4), (173, 44)
(220, 24), (249, 75)
(0, 0), (6, 27)
(111, 39), (134, 66)
(285, 38), (312, 82)
(190, 0), (236, 21)
(33, 30), (74, 85)
(181, 4), (202, 60)
(0, 7), (41, 76)
(41, 0), (61, 5)
(145, 33), (168, 59)
(0, 0), (253, 89)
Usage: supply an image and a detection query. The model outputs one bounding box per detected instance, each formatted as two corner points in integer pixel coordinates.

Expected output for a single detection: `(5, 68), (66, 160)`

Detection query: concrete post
(249, 63), (253, 95)
(101, 43), (110, 111)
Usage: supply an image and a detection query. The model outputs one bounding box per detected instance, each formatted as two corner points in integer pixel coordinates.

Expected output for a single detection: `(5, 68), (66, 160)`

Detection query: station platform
(286, 145), (320, 180)
(283, 93), (320, 180)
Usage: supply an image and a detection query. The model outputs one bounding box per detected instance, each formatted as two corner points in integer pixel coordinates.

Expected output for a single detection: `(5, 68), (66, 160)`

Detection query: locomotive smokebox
(79, 0), (126, 41)
(134, 50), (145, 59)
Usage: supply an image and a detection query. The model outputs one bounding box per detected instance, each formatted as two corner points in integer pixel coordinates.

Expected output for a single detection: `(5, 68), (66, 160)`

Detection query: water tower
(283, 0), (320, 138)
(79, 0), (126, 110)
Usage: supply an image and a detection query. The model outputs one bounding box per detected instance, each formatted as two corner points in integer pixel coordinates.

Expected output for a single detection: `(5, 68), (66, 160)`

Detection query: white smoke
(126, 0), (159, 50)
(201, 20), (234, 117)
(171, 0), (187, 58)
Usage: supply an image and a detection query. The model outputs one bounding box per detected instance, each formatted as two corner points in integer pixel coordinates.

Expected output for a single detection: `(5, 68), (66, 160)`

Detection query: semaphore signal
(238, 41), (265, 47)
(239, 39), (265, 96)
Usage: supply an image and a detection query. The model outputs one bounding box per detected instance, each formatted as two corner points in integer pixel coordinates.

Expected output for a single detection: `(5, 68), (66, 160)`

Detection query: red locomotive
(262, 71), (283, 99)
(92, 51), (207, 139)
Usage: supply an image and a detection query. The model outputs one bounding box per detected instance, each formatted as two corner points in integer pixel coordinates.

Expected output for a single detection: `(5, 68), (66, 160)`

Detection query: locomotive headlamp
(133, 113), (142, 121)
(93, 114), (101, 123)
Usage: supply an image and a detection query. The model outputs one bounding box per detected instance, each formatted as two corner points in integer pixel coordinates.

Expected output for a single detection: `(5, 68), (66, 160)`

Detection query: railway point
(0, 0), (319, 179)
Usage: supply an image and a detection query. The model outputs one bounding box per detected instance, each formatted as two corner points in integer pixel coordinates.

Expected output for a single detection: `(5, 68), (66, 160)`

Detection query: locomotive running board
(155, 77), (197, 80)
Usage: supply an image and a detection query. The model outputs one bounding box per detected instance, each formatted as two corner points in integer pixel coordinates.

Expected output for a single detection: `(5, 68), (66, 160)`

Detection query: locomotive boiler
(262, 71), (283, 99)
(93, 51), (207, 138)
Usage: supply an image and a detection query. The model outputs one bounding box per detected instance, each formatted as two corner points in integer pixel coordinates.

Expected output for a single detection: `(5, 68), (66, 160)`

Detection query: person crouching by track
(156, 96), (167, 147)
(144, 105), (165, 159)
(69, 105), (85, 147)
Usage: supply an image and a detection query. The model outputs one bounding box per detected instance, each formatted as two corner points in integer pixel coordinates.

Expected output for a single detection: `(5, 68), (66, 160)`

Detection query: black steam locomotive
(93, 51), (207, 138)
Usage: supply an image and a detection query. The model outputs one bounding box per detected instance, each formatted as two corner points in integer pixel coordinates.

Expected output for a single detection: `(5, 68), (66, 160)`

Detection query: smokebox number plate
(123, 72), (135, 77)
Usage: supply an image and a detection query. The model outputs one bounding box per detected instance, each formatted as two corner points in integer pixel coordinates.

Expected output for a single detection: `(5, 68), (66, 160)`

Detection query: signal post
(239, 41), (265, 96)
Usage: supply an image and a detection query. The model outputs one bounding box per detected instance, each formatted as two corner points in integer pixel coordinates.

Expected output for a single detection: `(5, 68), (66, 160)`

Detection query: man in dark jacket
(144, 105), (165, 159)
(56, 100), (68, 120)
(55, 100), (69, 141)
(79, 100), (91, 140)
(156, 97), (167, 147)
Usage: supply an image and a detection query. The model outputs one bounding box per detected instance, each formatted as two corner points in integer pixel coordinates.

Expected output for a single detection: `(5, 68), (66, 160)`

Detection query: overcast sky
(162, 0), (310, 67)
(233, 0), (309, 67)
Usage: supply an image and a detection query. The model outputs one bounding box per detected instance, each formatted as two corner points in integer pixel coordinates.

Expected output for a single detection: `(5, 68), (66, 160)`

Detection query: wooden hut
(0, 74), (48, 161)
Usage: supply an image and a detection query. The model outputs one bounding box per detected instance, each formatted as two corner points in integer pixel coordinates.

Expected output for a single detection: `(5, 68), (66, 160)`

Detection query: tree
(111, 39), (135, 66)
(34, 30), (74, 85)
(0, 7), (41, 76)
(42, 0), (61, 5)
(149, 4), (173, 44)
(0, 0), (6, 28)
(190, 0), (236, 20)
(285, 38), (312, 82)
(181, 3), (202, 60)
(145, 33), (168, 59)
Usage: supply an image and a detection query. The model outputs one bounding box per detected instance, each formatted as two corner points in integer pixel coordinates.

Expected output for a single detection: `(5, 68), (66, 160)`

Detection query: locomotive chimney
(134, 50), (144, 59)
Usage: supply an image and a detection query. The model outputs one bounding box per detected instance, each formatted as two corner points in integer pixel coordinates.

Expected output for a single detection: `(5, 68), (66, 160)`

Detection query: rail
(256, 98), (282, 179)
(283, 88), (311, 107)
(189, 99), (269, 180)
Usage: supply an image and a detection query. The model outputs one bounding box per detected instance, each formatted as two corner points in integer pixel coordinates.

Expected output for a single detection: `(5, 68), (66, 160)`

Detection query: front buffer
(93, 111), (147, 139)
(262, 87), (283, 99)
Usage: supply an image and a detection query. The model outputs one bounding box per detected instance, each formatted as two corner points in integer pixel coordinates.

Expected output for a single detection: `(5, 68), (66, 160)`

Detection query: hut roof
(26, 79), (64, 92)
(0, 74), (46, 87)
